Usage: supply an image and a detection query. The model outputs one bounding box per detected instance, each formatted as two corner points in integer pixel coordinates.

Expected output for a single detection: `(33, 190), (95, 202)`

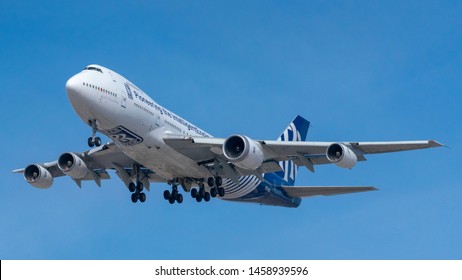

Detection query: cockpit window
(84, 66), (103, 73)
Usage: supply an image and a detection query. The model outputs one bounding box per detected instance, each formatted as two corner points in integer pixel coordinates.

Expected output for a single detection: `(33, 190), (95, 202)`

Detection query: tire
(163, 190), (171, 200)
(218, 187), (225, 197)
(95, 137), (102, 147)
(136, 182), (144, 192)
(139, 192), (146, 202)
(204, 192), (211, 202)
(176, 194), (183, 204)
(210, 187), (217, 198)
(207, 177), (215, 187)
(88, 137), (94, 147)
(128, 182), (136, 193)
(216, 176), (223, 187)
(131, 193), (139, 203)
(168, 197), (176, 204)
(191, 188), (197, 198)
(196, 195), (202, 202)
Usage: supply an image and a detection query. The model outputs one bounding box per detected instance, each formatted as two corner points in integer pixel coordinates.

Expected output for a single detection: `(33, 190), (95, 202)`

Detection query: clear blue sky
(1, 0), (460, 259)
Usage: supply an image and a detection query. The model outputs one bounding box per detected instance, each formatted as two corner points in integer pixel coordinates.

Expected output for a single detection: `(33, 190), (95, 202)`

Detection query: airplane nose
(65, 74), (95, 119)
(65, 75), (82, 96)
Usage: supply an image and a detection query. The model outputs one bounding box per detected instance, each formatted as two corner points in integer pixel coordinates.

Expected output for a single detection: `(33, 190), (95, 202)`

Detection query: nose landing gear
(87, 119), (102, 147)
(88, 136), (102, 147)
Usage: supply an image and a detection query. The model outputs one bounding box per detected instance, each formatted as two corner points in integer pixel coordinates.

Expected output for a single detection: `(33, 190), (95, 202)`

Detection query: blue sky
(0, 0), (460, 259)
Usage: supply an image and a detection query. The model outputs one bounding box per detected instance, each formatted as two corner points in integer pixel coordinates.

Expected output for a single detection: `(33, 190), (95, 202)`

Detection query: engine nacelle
(326, 143), (358, 169)
(223, 135), (264, 170)
(58, 152), (88, 179)
(24, 164), (53, 189)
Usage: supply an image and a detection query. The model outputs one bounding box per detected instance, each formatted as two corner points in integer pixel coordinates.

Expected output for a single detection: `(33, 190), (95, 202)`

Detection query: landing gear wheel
(191, 188), (198, 198)
(215, 176), (223, 187)
(136, 182), (144, 192)
(196, 195), (203, 202)
(139, 192), (146, 202)
(88, 137), (95, 147)
(165, 183), (184, 205)
(207, 177), (215, 187)
(218, 187), (225, 197)
(95, 137), (102, 147)
(163, 190), (171, 200)
(131, 193), (139, 203)
(128, 182), (136, 193)
(210, 187), (218, 198)
(176, 194), (183, 204)
(204, 192), (211, 202)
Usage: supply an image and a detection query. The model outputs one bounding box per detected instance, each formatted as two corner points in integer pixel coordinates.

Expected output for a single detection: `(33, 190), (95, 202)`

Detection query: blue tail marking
(267, 115), (310, 186)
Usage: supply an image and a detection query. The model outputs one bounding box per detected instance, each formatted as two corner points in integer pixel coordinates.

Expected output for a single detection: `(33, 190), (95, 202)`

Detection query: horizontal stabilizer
(283, 186), (377, 198)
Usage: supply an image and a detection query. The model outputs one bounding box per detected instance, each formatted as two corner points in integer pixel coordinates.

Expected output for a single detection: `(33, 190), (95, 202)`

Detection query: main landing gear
(207, 176), (225, 198)
(129, 164), (147, 203)
(129, 181), (146, 203)
(191, 186), (210, 202)
(87, 119), (102, 147)
(162, 176), (225, 205)
(163, 186), (183, 204)
(190, 177), (225, 203)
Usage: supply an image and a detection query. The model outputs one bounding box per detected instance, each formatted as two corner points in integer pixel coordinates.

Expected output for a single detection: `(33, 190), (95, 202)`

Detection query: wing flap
(283, 186), (378, 198)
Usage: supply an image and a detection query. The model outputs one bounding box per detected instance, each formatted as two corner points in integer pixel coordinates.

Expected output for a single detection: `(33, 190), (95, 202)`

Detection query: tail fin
(270, 115), (310, 186)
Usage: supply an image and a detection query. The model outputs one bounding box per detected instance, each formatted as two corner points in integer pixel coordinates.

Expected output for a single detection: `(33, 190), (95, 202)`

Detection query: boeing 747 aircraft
(14, 65), (443, 207)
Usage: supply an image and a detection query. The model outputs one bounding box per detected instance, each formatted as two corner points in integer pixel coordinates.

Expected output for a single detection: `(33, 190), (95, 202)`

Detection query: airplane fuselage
(65, 64), (301, 206)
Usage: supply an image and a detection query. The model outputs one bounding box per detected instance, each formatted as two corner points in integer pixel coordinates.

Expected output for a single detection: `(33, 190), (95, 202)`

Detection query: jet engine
(326, 143), (358, 169)
(58, 152), (88, 179)
(223, 135), (264, 170)
(24, 164), (53, 189)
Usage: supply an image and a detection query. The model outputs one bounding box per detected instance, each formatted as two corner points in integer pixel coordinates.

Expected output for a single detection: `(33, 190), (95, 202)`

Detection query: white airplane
(14, 65), (443, 207)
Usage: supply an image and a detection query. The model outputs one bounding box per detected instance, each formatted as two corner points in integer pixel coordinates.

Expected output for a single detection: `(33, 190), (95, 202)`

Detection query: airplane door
(120, 90), (127, 108)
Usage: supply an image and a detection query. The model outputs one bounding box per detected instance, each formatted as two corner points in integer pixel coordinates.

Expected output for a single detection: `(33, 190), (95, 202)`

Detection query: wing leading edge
(163, 133), (443, 174)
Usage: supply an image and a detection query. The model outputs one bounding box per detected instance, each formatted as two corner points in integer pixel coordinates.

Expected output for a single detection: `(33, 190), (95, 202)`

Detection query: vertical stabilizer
(270, 115), (310, 186)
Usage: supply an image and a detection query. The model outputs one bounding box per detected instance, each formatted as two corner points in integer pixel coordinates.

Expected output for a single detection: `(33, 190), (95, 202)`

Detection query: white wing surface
(14, 142), (167, 189)
(163, 134), (443, 174)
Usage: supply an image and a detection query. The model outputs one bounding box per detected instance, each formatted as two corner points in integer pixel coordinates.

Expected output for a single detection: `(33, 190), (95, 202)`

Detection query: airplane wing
(163, 134), (443, 177)
(13, 142), (166, 189)
(282, 186), (378, 198)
